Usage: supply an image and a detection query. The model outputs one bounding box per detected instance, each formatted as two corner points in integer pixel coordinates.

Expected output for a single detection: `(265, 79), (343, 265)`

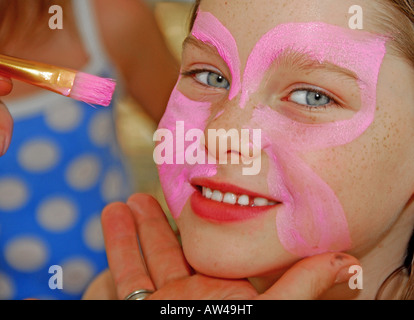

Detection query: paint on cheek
(245, 23), (387, 256)
(192, 11), (241, 101)
(260, 141), (352, 256)
(157, 87), (217, 218)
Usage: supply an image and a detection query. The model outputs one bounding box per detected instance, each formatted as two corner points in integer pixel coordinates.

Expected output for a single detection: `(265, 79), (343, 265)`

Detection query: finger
(0, 76), (13, 156)
(0, 105), (13, 157)
(101, 202), (155, 300)
(260, 252), (360, 300)
(127, 193), (191, 289)
(82, 269), (118, 300)
(0, 76), (12, 96)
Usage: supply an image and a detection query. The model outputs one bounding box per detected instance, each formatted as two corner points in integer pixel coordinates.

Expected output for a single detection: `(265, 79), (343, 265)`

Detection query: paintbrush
(0, 53), (116, 106)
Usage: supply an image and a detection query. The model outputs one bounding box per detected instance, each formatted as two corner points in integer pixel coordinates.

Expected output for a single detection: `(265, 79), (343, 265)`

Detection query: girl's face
(157, 0), (414, 281)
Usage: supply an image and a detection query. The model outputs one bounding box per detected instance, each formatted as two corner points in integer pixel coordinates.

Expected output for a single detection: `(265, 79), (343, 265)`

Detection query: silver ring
(124, 289), (154, 300)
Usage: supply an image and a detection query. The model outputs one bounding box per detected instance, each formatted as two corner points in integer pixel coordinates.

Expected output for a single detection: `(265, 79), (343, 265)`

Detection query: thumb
(0, 76), (12, 96)
(259, 252), (360, 300)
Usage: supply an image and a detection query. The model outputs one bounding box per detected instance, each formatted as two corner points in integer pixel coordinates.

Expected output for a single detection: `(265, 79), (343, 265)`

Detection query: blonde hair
(373, 0), (414, 67)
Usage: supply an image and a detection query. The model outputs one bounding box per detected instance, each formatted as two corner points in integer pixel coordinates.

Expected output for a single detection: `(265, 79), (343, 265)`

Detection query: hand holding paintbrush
(0, 54), (116, 107)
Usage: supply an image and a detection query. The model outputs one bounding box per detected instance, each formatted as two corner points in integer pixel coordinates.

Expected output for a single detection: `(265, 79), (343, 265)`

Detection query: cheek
(265, 147), (351, 257)
(302, 110), (413, 255)
(156, 88), (217, 218)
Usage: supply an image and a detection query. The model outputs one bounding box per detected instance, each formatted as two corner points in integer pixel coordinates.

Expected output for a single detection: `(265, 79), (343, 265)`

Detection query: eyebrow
(273, 49), (360, 84)
(182, 36), (221, 56)
(183, 36), (360, 84)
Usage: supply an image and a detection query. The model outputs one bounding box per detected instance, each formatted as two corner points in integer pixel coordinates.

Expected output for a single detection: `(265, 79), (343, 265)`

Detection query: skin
(0, 76), (13, 156)
(84, 194), (360, 300)
(86, 0), (414, 299)
(175, 0), (414, 299)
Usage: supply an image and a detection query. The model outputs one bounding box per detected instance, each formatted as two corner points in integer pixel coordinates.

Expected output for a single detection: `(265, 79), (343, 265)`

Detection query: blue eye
(193, 71), (230, 90)
(289, 89), (332, 107)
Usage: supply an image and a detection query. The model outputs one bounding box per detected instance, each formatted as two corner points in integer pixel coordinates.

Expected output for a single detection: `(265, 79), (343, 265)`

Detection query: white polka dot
(5, 237), (48, 272)
(61, 258), (95, 294)
(37, 197), (78, 232)
(88, 112), (113, 146)
(45, 100), (83, 132)
(101, 168), (124, 202)
(83, 214), (105, 251)
(18, 139), (59, 173)
(65, 155), (101, 191)
(0, 272), (15, 299)
(0, 177), (29, 211)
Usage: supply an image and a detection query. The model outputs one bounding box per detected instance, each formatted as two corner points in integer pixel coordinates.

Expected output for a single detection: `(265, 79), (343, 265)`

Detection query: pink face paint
(242, 22), (387, 149)
(156, 10), (241, 218)
(157, 10), (387, 258)
(156, 85), (217, 218)
(243, 22), (387, 256)
(191, 11), (241, 101)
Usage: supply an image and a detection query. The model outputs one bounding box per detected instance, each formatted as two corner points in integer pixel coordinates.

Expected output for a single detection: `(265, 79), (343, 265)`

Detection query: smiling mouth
(198, 185), (278, 207)
(190, 181), (280, 223)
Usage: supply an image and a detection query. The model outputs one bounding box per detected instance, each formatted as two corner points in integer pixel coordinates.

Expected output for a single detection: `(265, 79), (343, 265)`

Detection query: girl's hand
(0, 76), (13, 156)
(85, 193), (359, 300)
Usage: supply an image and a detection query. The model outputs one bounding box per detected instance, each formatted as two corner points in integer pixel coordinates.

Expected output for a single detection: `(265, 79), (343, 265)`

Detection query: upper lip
(190, 177), (281, 203)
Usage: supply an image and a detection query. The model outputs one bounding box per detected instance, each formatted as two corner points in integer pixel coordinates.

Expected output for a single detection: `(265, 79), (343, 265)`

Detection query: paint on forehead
(157, 86), (217, 217)
(191, 10), (241, 101)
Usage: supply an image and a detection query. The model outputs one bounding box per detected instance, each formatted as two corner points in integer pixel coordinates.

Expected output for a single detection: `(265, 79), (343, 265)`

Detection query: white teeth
(211, 190), (223, 202)
(201, 186), (277, 207)
(203, 188), (213, 199)
(223, 192), (237, 205)
(237, 195), (250, 206)
(253, 197), (269, 207)
(203, 187), (212, 199)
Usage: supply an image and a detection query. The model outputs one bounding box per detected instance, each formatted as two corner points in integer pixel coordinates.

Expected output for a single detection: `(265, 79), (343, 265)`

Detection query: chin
(177, 208), (298, 279)
(182, 239), (299, 280)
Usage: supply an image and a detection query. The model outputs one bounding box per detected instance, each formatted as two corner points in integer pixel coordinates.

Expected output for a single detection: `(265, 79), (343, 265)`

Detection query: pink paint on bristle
(70, 72), (116, 107)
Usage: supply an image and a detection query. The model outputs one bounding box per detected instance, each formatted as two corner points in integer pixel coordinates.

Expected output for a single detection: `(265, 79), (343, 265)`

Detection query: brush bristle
(70, 72), (116, 106)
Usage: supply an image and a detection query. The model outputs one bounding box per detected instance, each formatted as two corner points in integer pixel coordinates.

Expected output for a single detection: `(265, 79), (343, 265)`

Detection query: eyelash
(181, 69), (342, 110)
(181, 68), (230, 89)
(286, 86), (341, 110)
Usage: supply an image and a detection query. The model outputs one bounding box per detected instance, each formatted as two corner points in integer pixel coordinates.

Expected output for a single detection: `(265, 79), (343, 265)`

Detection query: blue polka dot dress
(0, 0), (131, 300)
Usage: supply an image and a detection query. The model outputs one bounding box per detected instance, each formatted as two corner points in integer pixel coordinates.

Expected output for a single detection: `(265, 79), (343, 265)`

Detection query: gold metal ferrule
(0, 54), (77, 96)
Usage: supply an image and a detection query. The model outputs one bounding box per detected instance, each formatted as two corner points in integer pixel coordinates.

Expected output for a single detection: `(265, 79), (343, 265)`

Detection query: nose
(203, 97), (262, 174)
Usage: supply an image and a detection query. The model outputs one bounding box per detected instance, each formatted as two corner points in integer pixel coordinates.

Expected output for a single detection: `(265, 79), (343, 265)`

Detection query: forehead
(199, 0), (376, 65)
